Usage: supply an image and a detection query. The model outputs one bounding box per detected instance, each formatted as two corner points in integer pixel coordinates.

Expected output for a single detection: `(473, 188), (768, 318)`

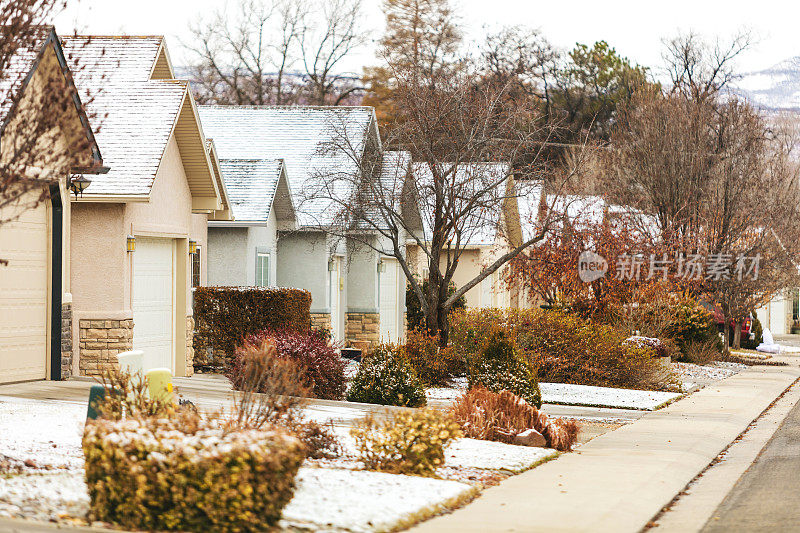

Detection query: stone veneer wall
(78, 319), (133, 377)
(185, 315), (195, 377)
(310, 312), (331, 332)
(345, 312), (379, 347)
(60, 303), (73, 380)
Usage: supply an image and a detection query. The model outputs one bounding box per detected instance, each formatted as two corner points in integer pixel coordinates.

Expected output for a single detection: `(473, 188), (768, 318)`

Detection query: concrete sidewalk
(414, 360), (800, 533)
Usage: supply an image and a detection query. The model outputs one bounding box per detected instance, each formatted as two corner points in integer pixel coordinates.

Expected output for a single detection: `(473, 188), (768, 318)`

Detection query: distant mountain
(734, 58), (800, 111)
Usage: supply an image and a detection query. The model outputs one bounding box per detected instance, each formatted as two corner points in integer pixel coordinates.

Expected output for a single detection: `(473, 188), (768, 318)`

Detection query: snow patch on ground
(0, 396), (85, 470)
(444, 438), (557, 472)
(0, 473), (88, 521)
(539, 383), (681, 410)
(281, 467), (475, 532)
(671, 361), (746, 386)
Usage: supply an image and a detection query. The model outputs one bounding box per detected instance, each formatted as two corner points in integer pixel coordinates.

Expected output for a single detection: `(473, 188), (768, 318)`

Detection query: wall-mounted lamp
(126, 235), (136, 253)
(328, 258), (336, 272)
(377, 259), (386, 273)
(69, 175), (92, 196)
(188, 240), (198, 255)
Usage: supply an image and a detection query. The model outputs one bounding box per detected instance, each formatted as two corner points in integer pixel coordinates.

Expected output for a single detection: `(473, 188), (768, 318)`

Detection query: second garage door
(133, 237), (174, 372)
(0, 199), (49, 383)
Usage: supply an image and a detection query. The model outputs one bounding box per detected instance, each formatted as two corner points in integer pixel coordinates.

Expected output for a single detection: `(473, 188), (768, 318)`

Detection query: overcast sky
(51, 0), (800, 77)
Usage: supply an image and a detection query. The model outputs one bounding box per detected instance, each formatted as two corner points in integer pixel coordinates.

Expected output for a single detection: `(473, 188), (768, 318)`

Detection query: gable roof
(62, 36), (219, 208)
(0, 26), (101, 165)
(205, 139), (232, 220)
(197, 105), (376, 226)
(216, 158), (295, 224)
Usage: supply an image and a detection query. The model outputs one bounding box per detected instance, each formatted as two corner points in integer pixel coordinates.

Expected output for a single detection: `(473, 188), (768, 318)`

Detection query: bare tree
(0, 1), (98, 241)
(185, 0), (367, 106)
(662, 30), (752, 100)
(305, 62), (586, 344)
(298, 0), (368, 105)
(607, 55), (800, 350)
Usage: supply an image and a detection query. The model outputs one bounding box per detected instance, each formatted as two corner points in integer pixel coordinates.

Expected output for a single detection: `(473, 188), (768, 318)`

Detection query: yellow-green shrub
(83, 412), (305, 532)
(346, 344), (427, 407)
(351, 409), (462, 476)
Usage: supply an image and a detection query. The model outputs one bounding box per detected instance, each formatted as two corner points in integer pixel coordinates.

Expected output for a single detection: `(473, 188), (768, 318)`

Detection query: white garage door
(379, 258), (400, 342)
(133, 237), (174, 372)
(0, 200), (49, 383)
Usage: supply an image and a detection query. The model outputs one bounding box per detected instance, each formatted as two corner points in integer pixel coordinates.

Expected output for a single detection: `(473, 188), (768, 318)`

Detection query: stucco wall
(277, 231), (329, 311)
(71, 133), (197, 376)
(207, 227), (248, 285)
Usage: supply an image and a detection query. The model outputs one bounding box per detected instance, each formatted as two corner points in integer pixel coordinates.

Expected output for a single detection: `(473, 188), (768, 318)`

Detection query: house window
(191, 246), (202, 288)
(256, 252), (270, 287)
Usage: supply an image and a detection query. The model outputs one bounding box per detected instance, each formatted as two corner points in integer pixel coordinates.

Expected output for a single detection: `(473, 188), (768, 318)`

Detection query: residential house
(206, 158), (296, 287)
(62, 36), (226, 377)
(198, 105), (408, 345)
(0, 27), (103, 384)
(406, 162), (519, 310)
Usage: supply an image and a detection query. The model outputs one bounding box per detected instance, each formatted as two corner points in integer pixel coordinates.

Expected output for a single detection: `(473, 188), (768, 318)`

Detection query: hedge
(193, 286), (312, 369)
(83, 415), (305, 532)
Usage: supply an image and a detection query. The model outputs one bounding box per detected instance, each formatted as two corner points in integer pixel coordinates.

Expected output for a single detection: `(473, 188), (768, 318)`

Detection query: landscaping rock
(513, 429), (546, 447)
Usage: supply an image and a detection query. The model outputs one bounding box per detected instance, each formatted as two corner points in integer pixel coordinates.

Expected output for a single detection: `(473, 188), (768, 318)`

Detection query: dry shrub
(294, 420), (341, 459)
(93, 368), (175, 420)
(228, 338), (310, 429)
(249, 328), (345, 400)
(83, 412), (305, 532)
(451, 389), (579, 451)
(682, 339), (720, 365)
(451, 308), (669, 390)
(351, 408), (462, 476)
(401, 328), (464, 386)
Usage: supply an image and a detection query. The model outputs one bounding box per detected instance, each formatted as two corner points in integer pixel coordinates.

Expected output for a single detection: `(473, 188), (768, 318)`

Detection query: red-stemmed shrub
(229, 329), (345, 400)
(451, 388), (579, 451)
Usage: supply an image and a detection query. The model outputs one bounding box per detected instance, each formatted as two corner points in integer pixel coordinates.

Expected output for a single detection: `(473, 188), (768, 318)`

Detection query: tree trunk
(722, 312), (731, 355)
(424, 304), (450, 348)
(733, 321), (742, 349)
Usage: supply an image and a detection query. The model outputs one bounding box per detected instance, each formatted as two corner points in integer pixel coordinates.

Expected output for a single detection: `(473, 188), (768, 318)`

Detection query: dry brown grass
(451, 388), (579, 451)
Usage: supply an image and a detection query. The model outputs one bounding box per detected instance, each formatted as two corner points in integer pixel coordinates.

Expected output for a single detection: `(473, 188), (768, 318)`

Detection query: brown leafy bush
(451, 388), (579, 451)
(401, 328), (464, 386)
(450, 308), (668, 390)
(682, 339), (720, 365)
(193, 286), (311, 368)
(351, 408), (462, 476)
(83, 412), (305, 532)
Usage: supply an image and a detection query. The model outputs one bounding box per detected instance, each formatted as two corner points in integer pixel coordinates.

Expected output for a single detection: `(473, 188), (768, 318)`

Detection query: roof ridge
(199, 104), (373, 111)
(64, 35), (165, 40)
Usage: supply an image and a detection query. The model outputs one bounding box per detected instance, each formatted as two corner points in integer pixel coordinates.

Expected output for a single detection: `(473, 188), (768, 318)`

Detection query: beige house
(406, 162), (522, 310)
(62, 36), (226, 377)
(0, 27), (103, 384)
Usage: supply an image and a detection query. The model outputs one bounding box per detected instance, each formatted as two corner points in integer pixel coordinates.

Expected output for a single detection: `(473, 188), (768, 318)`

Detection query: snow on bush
(351, 408), (462, 476)
(347, 344), (427, 407)
(467, 331), (541, 408)
(82, 412), (305, 532)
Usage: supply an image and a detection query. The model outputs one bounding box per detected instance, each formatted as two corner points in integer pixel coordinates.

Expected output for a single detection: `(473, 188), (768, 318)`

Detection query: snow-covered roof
(197, 105), (376, 227)
(61, 36), (216, 201)
(545, 193), (606, 229)
(218, 159), (284, 223)
(0, 27), (51, 125)
(411, 162), (511, 246)
(0, 27), (102, 165)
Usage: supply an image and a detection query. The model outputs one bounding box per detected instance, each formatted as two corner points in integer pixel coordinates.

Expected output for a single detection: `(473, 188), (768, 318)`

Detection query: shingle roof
(61, 36), (187, 196)
(60, 36), (164, 85)
(412, 162), (511, 246)
(197, 105), (375, 226)
(0, 26), (51, 125)
(218, 159), (283, 222)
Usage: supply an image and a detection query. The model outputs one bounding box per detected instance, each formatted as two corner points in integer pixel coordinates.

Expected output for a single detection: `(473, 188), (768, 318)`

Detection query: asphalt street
(703, 392), (800, 532)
